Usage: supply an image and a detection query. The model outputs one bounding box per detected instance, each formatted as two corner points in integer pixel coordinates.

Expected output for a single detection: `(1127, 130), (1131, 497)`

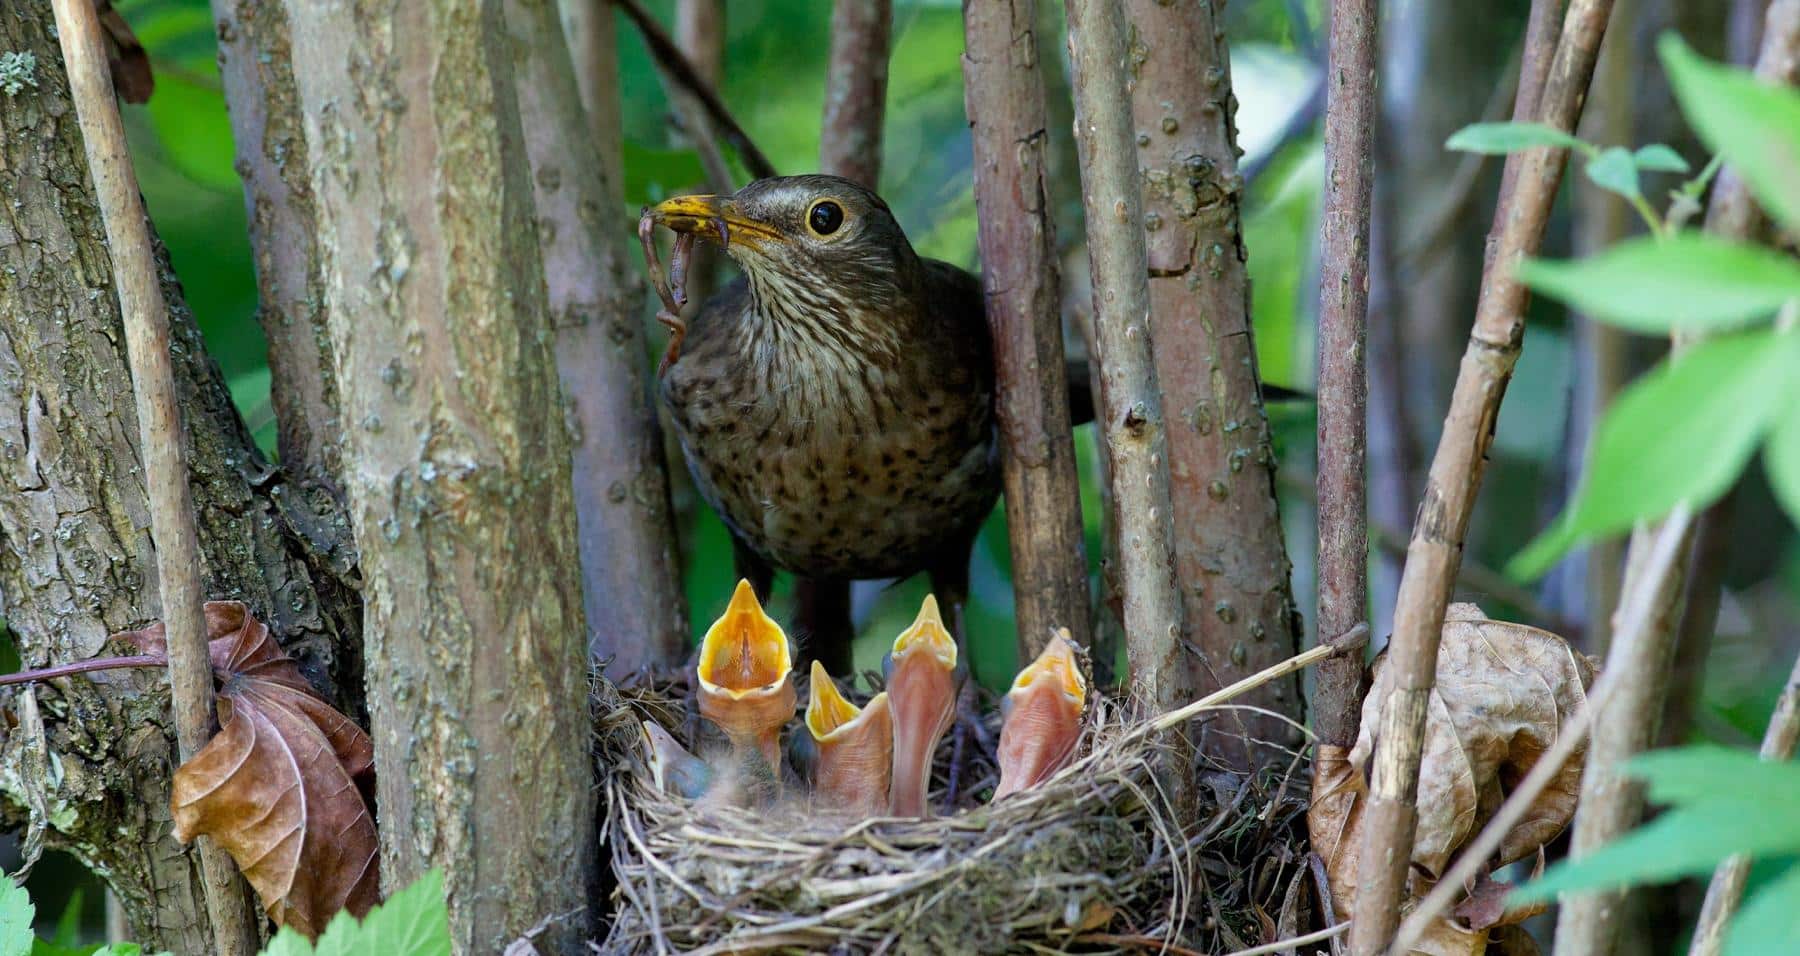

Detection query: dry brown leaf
(119, 602), (378, 937)
(1309, 604), (1593, 948)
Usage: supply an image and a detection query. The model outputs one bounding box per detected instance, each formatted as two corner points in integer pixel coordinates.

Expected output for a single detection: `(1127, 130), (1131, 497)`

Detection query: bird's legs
(928, 537), (985, 806)
(732, 535), (775, 605)
(794, 576), (854, 676)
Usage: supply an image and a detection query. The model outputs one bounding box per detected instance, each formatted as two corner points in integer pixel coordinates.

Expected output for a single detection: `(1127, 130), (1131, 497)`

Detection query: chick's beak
(649, 194), (782, 248)
(697, 580), (797, 773)
(806, 661), (893, 818)
(885, 594), (959, 817)
(639, 721), (713, 800)
(994, 631), (1088, 799)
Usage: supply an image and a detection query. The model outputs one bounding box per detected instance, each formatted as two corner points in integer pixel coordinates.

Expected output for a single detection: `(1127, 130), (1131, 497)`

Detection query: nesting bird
(804, 661), (893, 818)
(695, 580), (798, 781)
(885, 595), (962, 817)
(648, 176), (999, 675)
(994, 632), (1088, 799)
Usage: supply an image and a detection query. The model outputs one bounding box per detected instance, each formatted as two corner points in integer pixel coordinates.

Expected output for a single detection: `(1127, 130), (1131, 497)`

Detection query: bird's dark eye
(808, 200), (845, 236)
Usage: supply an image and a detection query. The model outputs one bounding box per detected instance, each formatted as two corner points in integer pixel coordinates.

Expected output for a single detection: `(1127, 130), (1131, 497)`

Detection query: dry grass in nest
(592, 647), (1334, 955)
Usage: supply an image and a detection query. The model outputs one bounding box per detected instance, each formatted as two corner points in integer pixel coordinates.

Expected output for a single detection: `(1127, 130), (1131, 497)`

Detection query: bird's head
(648, 175), (921, 320)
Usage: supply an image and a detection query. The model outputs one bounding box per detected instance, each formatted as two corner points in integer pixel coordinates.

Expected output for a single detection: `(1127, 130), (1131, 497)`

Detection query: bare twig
(613, 0), (777, 180)
(1690, 649), (1800, 956)
(820, 0), (892, 188)
(48, 0), (260, 951)
(669, 0), (733, 193)
(1389, 507), (1695, 955)
(0, 655), (166, 687)
(961, 0), (1091, 659)
(1492, 0), (1569, 221)
(1061, 0), (1189, 715)
(1347, 1), (1614, 950)
(1314, 0), (1379, 751)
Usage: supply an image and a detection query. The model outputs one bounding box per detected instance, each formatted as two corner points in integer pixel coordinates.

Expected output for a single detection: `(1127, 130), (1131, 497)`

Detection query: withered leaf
(1309, 604), (1593, 948)
(119, 602), (378, 937)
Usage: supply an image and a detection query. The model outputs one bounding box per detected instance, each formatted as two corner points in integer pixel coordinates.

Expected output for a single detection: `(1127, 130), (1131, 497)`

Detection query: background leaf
(1585, 146), (1642, 200)
(1727, 860), (1800, 956)
(1766, 405), (1800, 526)
(1510, 330), (1800, 578)
(1632, 143), (1691, 173)
(1446, 121), (1587, 155)
(1661, 34), (1800, 234)
(263, 870), (450, 956)
(1514, 234), (1800, 333)
(0, 878), (33, 956)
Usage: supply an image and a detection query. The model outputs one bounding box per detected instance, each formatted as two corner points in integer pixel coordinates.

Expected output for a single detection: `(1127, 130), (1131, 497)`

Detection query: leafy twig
(45, 0), (260, 951)
(1347, 0), (1615, 950)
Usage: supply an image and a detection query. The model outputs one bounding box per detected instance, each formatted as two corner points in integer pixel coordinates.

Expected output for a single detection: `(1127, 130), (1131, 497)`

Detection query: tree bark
(283, 2), (595, 950)
(961, 0), (1092, 662)
(511, 0), (689, 676)
(1122, 0), (1302, 766)
(1061, 0), (1190, 715)
(820, 0), (892, 188)
(1349, 1), (1614, 950)
(0, 2), (359, 949)
(1313, 0), (1377, 753)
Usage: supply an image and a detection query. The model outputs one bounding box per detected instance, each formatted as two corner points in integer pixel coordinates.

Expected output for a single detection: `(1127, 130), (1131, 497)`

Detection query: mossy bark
(0, 1), (360, 949)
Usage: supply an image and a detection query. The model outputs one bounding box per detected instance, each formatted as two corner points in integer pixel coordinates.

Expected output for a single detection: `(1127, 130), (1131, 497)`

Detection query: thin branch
(613, 0), (777, 181)
(1314, 0), (1379, 750)
(47, 0), (260, 951)
(0, 655), (166, 687)
(961, 0), (1090, 660)
(1347, 0), (1614, 950)
(1060, 0), (1189, 715)
(1690, 648), (1800, 956)
(820, 0), (892, 188)
(1389, 506), (1695, 956)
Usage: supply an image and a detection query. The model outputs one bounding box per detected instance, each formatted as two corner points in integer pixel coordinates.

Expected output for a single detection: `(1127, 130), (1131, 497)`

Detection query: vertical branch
(284, 0), (595, 948)
(1555, 4), (1800, 949)
(820, 0), (893, 187)
(1313, 0), (1378, 751)
(1125, 0), (1305, 769)
(1690, 650), (1800, 956)
(1061, 0), (1190, 714)
(961, 0), (1091, 660)
(669, 0), (733, 191)
(1348, 1), (1614, 951)
(47, 1), (260, 952)
(558, 0), (622, 151)
(512, 0), (689, 675)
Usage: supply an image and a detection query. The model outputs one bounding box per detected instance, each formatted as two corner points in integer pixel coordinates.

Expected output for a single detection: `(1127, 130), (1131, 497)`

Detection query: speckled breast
(661, 356), (1000, 581)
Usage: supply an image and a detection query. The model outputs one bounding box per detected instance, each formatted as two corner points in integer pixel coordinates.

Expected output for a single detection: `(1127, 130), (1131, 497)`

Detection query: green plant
(1452, 35), (1800, 581)
(0, 870), (450, 956)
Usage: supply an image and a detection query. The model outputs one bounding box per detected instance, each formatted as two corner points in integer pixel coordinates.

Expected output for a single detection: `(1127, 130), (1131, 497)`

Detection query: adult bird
(650, 175), (998, 675)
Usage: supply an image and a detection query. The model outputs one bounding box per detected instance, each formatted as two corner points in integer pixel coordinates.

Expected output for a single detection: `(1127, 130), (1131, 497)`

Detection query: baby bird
(696, 579), (798, 781)
(804, 661), (893, 819)
(885, 595), (961, 817)
(994, 632), (1088, 799)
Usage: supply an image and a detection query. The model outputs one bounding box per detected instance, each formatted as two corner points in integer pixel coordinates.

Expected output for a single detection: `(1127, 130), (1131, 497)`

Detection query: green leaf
(1629, 747), (1800, 805)
(1514, 804), (1800, 904)
(1661, 34), (1800, 234)
(1767, 405), (1800, 526)
(1509, 330), (1800, 578)
(51, 890), (82, 947)
(1728, 860), (1800, 956)
(1586, 146), (1642, 200)
(1446, 121), (1588, 155)
(0, 877), (33, 956)
(1633, 144), (1691, 173)
(262, 871), (450, 956)
(1514, 234), (1800, 333)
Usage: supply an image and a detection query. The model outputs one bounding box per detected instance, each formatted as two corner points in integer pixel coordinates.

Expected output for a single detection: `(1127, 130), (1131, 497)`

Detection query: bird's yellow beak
(994, 631), (1088, 799)
(697, 580), (796, 773)
(806, 661), (893, 817)
(649, 194), (783, 247)
(886, 595), (959, 817)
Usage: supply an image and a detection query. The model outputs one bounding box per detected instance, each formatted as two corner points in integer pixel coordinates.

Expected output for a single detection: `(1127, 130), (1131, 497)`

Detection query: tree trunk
(962, 0), (1092, 662)
(821, 0), (892, 189)
(0, 2), (359, 948)
(282, 2), (595, 950)
(1124, 0), (1303, 765)
(514, 0), (689, 676)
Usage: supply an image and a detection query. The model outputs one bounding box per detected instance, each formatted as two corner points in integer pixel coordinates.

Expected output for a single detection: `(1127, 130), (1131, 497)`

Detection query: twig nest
(596, 686), (1314, 955)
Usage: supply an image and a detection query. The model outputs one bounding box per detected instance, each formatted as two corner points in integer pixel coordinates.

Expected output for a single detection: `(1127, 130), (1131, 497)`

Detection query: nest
(592, 673), (1320, 956)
